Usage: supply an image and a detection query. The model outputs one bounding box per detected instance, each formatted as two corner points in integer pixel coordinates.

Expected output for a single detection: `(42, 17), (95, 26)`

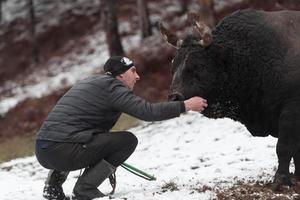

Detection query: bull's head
(160, 13), (215, 102)
(160, 14), (239, 118)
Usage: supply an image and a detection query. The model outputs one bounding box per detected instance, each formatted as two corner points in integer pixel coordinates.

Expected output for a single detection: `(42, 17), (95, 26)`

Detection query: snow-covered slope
(0, 112), (278, 200)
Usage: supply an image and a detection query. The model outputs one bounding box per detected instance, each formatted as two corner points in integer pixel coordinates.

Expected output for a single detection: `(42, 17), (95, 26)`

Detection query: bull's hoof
(289, 173), (300, 186)
(272, 173), (293, 192)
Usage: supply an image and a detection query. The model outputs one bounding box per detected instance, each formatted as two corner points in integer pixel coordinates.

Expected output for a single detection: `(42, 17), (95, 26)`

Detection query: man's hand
(184, 96), (208, 112)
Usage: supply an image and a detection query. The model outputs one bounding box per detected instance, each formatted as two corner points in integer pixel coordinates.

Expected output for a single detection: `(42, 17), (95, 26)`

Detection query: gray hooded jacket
(37, 74), (185, 143)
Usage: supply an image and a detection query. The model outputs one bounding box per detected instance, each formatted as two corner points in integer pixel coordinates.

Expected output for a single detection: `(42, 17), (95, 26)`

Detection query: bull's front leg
(273, 104), (300, 190)
(293, 151), (300, 182)
(292, 114), (300, 182)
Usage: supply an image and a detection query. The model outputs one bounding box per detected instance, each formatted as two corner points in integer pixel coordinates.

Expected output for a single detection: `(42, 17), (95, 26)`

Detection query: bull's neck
(206, 43), (237, 101)
(212, 42), (260, 103)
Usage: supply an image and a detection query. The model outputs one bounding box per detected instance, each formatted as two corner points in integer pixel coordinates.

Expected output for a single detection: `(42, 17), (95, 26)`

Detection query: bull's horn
(188, 12), (212, 47)
(159, 22), (183, 49)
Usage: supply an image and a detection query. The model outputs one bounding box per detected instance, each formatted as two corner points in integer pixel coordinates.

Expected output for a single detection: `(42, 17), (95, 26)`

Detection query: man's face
(117, 66), (140, 90)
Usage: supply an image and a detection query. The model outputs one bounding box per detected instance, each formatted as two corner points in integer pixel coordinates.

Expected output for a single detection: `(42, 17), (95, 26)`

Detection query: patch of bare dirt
(161, 181), (180, 192)
(157, 179), (300, 199)
(214, 181), (300, 200)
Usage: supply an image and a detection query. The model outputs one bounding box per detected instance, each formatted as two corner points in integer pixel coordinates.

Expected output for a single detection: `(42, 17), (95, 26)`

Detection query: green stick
(121, 162), (156, 181)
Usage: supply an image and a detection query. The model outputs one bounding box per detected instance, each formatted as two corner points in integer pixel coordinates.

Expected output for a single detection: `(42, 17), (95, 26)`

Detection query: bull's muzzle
(168, 92), (184, 101)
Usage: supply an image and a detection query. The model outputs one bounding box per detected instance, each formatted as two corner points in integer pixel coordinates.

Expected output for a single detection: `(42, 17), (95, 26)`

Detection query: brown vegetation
(0, 88), (68, 140)
(1, 0), (300, 147)
(1, 1), (300, 197)
(215, 181), (300, 200)
(0, 10), (101, 85)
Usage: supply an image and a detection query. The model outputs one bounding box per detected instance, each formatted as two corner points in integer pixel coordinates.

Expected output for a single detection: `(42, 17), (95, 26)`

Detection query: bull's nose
(168, 92), (184, 101)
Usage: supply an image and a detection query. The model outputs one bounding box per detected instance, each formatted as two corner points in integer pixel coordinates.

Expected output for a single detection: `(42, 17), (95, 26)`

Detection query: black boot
(43, 170), (69, 200)
(73, 160), (116, 200)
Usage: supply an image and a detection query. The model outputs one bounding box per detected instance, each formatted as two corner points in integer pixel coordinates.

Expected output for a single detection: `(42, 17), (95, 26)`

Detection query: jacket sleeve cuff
(180, 101), (186, 113)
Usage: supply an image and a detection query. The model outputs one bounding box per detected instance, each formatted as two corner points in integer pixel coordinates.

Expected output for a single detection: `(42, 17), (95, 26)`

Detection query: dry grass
(0, 134), (36, 163)
(0, 114), (140, 163)
(161, 181), (179, 192)
(112, 114), (140, 131)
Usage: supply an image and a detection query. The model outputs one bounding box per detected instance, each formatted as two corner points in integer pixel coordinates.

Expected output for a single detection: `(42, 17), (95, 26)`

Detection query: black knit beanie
(103, 56), (134, 76)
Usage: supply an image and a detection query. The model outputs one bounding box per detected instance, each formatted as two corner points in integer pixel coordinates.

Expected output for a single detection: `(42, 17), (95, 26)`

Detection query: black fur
(170, 9), (300, 188)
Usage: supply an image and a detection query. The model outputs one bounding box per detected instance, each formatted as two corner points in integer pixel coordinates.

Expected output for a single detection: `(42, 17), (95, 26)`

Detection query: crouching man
(35, 56), (208, 200)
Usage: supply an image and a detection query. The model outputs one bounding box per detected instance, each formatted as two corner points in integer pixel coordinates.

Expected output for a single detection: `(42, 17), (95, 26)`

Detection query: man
(35, 56), (208, 200)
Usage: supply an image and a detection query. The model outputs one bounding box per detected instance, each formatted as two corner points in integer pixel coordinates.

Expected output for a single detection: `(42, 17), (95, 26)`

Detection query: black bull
(161, 9), (300, 189)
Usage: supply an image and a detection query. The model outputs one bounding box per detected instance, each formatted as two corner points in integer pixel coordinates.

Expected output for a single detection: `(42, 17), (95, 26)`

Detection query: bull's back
(225, 10), (300, 87)
(264, 11), (300, 93)
(264, 10), (300, 52)
(216, 9), (300, 137)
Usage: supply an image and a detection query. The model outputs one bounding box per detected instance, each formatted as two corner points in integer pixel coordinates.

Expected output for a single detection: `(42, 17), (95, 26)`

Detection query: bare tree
(137, 0), (152, 40)
(0, 0), (2, 23)
(103, 0), (124, 56)
(27, 0), (39, 63)
(178, 0), (188, 15)
(198, 0), (215, 27)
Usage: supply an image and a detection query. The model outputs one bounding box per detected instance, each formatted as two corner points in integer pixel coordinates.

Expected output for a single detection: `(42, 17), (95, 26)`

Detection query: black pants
(35, 131), (138, 171)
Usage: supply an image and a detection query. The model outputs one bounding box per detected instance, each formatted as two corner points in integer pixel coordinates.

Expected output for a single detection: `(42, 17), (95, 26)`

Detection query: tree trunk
(137, 0), (152, 40)
(178, 0), (188, 15)
(104, 0), (124, 56)
(0, 0), (2, 23)
(198, 0), (215, 27)
(27, 0), (39, 63)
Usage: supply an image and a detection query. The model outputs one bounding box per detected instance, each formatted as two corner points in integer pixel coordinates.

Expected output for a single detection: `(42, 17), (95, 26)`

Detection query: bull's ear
(187, 12), (213, 47)
(159, 22), (183, 49)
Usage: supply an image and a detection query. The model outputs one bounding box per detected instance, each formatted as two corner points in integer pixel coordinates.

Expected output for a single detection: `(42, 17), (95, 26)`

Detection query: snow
(1, 0), (101, 26)
(0, 0), (101, 44)
(0, 1), (282, 199)
(0, 112), (279, 199)
(214, 0), (245, 11)
(0, 27), (139, 115)
(0, 18), (141, 115)
(0, 0), (222, 115)
(0, 30), (109, 115)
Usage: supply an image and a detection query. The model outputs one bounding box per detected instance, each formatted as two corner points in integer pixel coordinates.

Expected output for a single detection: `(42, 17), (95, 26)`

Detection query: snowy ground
(0, 112), (279, 200)
(0, 1), (282, 199)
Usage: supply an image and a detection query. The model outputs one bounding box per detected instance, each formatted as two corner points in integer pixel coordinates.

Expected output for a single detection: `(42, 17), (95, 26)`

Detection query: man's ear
(116, 75), (123, 81)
